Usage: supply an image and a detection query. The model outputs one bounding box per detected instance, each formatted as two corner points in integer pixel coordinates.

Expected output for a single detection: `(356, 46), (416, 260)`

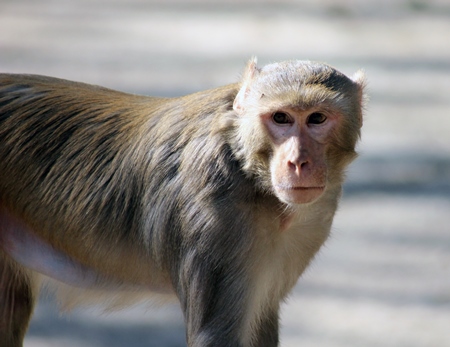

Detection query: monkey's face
(232, 59), (365, 206)
(264, 107), (336, 205)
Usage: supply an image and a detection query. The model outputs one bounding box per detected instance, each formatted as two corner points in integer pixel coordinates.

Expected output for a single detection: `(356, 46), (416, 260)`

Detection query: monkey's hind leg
(0, 255), (36, 347)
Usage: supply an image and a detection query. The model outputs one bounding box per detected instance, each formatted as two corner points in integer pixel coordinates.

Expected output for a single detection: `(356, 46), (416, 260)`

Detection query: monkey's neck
(279, 211), (296, 232)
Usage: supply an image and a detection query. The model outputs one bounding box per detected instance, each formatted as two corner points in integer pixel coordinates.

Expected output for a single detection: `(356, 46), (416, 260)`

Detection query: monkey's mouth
(274, 185), (325, 205)
(276, 185), (325, 191)
(288, 186), (325, 191)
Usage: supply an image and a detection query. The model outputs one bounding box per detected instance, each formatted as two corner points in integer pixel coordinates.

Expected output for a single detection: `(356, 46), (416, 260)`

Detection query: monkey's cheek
(274, 186), (325, 205)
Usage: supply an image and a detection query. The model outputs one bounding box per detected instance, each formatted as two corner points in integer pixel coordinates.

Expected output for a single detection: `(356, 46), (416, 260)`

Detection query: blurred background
(1, 0), (449, 346)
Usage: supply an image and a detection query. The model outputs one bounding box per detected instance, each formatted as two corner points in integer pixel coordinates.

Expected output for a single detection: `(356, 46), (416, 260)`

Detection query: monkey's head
(232, 58), (366, 206)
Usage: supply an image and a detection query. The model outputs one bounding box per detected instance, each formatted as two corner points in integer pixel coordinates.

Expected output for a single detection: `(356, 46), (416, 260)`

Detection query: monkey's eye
(272, 112), (292, 125)
(307, 112), (327, 125)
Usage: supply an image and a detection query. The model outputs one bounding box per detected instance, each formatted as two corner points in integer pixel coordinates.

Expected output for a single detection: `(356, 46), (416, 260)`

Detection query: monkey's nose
(288, 159), (308, 176)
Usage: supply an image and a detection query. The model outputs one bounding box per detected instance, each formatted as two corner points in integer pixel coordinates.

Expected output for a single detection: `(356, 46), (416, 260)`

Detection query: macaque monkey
(0, 58), (365, 347)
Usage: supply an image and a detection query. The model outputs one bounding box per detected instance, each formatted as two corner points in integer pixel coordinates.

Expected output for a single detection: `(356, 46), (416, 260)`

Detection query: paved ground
(1, 1), (449, 346)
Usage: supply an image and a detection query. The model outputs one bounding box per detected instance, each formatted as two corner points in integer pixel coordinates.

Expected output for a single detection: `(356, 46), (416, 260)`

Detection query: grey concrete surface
(1, 0), (449, 346)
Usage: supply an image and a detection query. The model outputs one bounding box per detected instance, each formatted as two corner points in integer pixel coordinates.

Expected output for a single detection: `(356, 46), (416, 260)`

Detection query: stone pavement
(1, 1), (449, 346)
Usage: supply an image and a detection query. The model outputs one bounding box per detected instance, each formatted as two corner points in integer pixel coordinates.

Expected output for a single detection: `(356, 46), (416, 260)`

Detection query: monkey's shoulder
(175, 83), (239, 116)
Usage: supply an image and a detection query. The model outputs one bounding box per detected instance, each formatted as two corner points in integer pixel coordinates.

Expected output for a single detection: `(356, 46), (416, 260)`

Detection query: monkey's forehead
(243, 63), (361, 113)
(258, 60), (352, 89)
(251, 62), (357, 105)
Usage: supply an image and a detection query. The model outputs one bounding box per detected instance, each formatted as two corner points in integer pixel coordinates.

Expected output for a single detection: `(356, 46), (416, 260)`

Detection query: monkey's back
(0, 74), (250, 285)
(0, 74), (155, 232)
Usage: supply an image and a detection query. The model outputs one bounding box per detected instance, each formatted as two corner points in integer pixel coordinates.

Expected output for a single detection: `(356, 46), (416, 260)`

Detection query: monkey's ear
(352, 69), (367, 127)
(352, 69), (366, 90)
(233, 57), (260, 114)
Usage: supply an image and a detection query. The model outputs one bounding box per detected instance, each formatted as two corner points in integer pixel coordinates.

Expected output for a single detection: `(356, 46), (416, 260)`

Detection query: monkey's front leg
(0, 256), (35, 347)
(176, 252), (280, 347)
(251, 308), (280, 347)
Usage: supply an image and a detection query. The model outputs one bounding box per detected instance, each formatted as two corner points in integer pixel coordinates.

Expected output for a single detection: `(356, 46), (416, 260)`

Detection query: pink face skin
(262, 108), (338, 205)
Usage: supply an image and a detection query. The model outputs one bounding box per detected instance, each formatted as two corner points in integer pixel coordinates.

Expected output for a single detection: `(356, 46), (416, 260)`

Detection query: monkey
(0, 58), (365, 347)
